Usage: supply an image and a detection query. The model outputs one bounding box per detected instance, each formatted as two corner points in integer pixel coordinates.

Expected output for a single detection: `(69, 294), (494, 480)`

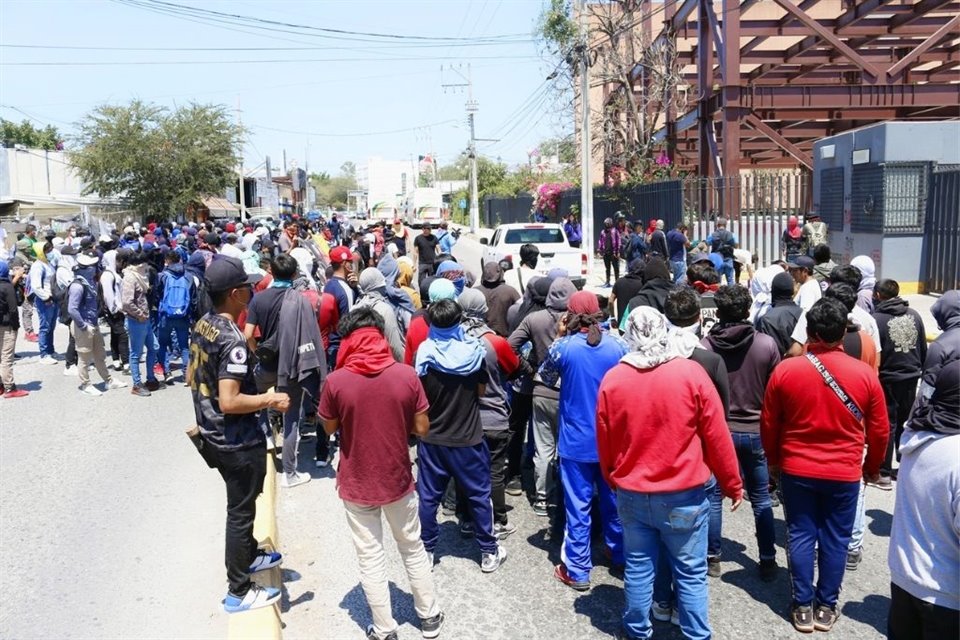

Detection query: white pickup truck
(479, 223), (587, 290)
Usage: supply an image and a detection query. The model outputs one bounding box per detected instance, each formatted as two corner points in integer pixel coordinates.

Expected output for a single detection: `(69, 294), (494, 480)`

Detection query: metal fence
(480, 173), (810, 267)
(924, 167), (960, 294)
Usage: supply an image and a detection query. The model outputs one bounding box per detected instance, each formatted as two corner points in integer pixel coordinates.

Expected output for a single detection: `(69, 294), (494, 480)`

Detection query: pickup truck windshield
(504, 228), (564, 244)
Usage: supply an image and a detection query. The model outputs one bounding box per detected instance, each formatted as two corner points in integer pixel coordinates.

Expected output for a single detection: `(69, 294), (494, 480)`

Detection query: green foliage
(538, 0), (579, 54)
(69, 100), (243, 218)
(1, 118), (63, 150)
(310, 164), (355, 209)
(539, 136), (577, 165)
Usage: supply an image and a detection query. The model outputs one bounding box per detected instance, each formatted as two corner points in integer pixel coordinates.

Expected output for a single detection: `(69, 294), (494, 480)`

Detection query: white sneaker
(112, 360), (122, 371)
(315, 458), (329, 468)
(79, 383), (102, 397)
(106, 378), (128, 390)
(280, 471), (311, 488)
(248, 549), (283, 573)
(480, 545), (508, 573)
(39, 355), (58, 365)
(63, 365), (79, 376)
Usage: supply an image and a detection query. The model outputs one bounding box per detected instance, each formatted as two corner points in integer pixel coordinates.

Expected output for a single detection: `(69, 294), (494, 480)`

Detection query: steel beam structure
(638, 0), (960, 178)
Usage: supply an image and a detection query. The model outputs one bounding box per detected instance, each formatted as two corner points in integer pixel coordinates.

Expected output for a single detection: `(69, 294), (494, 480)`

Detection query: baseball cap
(329, 246), (352, 264)
(205, 256), (262, 292)
(76, 252), (99, 267)
(787, 255), (815, 270)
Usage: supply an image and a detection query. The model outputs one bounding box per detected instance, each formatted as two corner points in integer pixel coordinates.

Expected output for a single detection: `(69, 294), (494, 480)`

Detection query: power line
(112, 0), (531, 44)
(1, 55), (541, 67)
(0, 40), (535, 52)
(249, 119), (460, 138)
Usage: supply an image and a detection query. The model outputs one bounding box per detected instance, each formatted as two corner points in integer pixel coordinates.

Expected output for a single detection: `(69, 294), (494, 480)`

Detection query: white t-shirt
(790, 303), (880, 350)
(794, 278), (822, 312)
(504, 265), (540, 295)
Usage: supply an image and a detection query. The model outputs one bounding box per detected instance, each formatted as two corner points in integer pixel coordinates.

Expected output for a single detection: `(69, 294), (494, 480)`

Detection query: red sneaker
(3, 389), (29, 399)
(554, 564), (590, 592)
(153, 364), (165, 377)
(24, 332), (38, 343)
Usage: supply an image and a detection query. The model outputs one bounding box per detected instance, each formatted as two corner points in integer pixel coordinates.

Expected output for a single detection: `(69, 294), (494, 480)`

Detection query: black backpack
(191, 275), (213, 323)
(711, 228), (735, 259)
(59, 278), (86, 326)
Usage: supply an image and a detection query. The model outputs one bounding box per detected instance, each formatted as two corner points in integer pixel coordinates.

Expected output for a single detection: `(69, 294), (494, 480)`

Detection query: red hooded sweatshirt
(596, 357), (743, 498)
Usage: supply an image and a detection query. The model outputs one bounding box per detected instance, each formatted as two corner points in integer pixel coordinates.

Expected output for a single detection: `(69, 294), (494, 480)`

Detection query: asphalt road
(0, 267), (905, 640)
(0, 324), (228, 639)
(278, 437), (896, 640)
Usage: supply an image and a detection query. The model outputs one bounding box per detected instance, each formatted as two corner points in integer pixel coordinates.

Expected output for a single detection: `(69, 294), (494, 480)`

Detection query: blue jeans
(781, 473), (860, 608)
(618, 485), (712, 640)
(670, 260), (686, 284)
(279, 372), (320, 478)
(126, 316), (158, 388)
(157, 315), (190, 375)
(848, 481), (867, 552)
(720, 431), (777, 560)
(718, 259), (735, 286)
(36, 298), (58, 357)
(559, 458), (623, 583)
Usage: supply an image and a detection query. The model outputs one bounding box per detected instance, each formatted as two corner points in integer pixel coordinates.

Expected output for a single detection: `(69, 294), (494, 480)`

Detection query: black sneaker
(846, 548), (862, 571)
(459, 520), (475, 538)
(707, 557), (721, 578)
(532, 500), (548, 517)
(494, 521), (517, 540)
(813, 604), (840, 632)
(421, 611), (444, 639)
(505, 478), (523, 496)
(791, 605), (815, 633)
(366, 625), (398, 640)
(759, 558), (779, 582)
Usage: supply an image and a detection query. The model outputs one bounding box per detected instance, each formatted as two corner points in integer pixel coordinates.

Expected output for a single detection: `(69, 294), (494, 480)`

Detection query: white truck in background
(402, 187), (444, 228)
(480, 223), (587, 290)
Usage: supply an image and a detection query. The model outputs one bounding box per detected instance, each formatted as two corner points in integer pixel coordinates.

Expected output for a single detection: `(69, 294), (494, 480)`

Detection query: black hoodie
(873, 297), (927, 382)
(702, 322), (781, 433)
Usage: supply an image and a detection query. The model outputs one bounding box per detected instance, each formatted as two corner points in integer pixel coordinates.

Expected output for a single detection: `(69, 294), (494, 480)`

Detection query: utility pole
(577, 0), (595, 275)
(236, 96), (246, 221)
(442, 64), (480, 232)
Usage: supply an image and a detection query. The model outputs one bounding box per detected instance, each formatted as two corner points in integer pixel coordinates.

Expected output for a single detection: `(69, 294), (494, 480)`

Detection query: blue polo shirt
(539, 332), (629, 462)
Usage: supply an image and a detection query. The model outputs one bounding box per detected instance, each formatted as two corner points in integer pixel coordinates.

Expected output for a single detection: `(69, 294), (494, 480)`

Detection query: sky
(0, 0), (569, 175)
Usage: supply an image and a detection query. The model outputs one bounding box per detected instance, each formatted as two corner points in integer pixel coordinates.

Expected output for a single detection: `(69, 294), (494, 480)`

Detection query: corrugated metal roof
(201, 197), (239, 212)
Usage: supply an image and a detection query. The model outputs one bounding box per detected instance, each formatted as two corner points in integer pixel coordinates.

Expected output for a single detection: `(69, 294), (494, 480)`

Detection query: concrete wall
(812, 121), (960, 293)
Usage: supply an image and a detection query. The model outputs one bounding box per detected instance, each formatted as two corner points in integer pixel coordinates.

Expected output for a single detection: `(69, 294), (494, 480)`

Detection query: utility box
(813, 121), (960, 294)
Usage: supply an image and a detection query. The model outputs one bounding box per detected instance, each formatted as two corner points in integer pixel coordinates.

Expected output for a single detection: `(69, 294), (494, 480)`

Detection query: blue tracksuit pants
(417, 441), (497, 555)
(560, 457), (624, 583)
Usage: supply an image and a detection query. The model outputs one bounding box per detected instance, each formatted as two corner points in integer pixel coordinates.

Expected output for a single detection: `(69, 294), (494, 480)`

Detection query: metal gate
(924, 167), (960, 294)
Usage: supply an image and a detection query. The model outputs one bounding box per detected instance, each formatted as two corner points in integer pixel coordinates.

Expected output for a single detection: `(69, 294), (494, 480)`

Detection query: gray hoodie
(508, 277), (576, 400)
(887, 428), (960, 609)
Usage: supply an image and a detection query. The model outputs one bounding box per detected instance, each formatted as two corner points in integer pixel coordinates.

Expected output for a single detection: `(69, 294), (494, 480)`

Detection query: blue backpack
(159, 272), (191, 318)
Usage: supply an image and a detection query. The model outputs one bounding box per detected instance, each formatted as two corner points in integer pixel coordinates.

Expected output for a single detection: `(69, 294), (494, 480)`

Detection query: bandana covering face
(336, 327), (396, 375)
(435, 260), (465, 295)
(566, 290), (603, 346)
(415, 323), (486, 377)
(621, 306), (684, 370)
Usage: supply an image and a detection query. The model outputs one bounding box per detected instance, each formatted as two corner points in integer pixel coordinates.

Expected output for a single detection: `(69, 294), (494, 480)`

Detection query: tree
(70, 100), (243, 218)
(310, 163), (355, 209)
(586, 1), (687, 183)
(538, 1), (688, 184)
(1, 119), (63, 150)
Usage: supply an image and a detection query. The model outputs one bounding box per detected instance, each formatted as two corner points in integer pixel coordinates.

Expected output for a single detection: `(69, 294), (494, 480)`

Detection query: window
(504, 228), (565, 244)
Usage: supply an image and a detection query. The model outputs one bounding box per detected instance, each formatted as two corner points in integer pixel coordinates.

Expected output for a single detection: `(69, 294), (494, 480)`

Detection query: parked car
(480, 223), (587, 289)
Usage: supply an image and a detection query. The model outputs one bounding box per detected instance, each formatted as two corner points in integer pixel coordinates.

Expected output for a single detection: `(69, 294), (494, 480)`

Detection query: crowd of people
(0, 212), (956, 640)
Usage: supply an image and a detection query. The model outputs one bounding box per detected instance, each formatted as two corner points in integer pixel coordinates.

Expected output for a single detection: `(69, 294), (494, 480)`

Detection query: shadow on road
(843, 593), (890, 636)
(867, 508), (892, 538)
(338, 581), (420, 633)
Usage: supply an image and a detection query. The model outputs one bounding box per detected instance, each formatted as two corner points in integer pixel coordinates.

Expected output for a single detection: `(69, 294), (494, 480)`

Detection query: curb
(227, 453), (282, 640)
